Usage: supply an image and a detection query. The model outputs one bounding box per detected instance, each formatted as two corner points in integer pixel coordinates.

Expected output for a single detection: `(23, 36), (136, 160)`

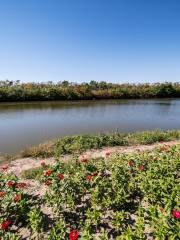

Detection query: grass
(21, 166), (45, 180)
(0, 154), (15, 165)
(19, 129), (180, 158)
(19, 141), (55, 158)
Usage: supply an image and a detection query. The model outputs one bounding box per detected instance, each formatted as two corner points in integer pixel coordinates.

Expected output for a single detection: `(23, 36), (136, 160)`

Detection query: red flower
(86, 172), (98, 182)
(0, 191), (5, 198)
(105, 151), (111, 157)
(2, 165), (8, 171)
(1, 219), (12, 231)
(44, 180), (52, 186)
(86, 175), (93, 182)
(44, 169), (52, 177)
(81, 158), (88, 163)
(57, 173), (64, 180)
(91, 172), (98, 177)
(69, 229), (79, 240)
(16, 182), (27, 189)
(128, 161), (134, 167)
(7, 181), (15, 188)
(172, 209), (180, 219)
(138, 165), (145, 171)
(41, 161), (46, 167)
(14, 194), (22, 202)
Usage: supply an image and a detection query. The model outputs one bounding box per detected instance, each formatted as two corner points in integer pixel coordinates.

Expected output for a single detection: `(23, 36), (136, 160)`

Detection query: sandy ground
(1, 139), (179, 177)
(1, 140), (178, 200)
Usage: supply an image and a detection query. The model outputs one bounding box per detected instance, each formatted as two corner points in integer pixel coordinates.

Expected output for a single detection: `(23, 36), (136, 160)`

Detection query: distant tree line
(0, 80), (180, 101)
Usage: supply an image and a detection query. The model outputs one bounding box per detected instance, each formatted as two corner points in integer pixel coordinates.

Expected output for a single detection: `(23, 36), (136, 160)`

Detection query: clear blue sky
(0, 0), (180, 83)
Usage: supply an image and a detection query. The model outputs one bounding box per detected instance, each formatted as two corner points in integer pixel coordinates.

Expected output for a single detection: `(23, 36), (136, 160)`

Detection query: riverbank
(1, 129), (180, 163)
(1, 139), (180, 177)
(19, 129), (180, 157)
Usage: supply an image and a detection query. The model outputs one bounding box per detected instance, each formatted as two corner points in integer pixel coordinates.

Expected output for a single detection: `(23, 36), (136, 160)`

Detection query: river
(0, 99), (180, 154)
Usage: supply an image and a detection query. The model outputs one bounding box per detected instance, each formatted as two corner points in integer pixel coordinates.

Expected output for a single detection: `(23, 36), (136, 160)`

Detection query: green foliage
(0, 80), (180, 101)
(42, 144), (179, 239)
(48, 219), (68, 240)
(0, 143), (180, 239)
(2, 232), (21, 240)
(28, 207), (43, 234)
(0, 174), (44, 238)
(55, 129), (180, 155)
(21, 166), (45, 180)
(19, 129), (180, 158)
(20, 129), (180, 158)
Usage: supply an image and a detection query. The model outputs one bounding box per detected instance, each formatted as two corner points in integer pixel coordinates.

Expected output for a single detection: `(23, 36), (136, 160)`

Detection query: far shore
(0, 81), (180, 102)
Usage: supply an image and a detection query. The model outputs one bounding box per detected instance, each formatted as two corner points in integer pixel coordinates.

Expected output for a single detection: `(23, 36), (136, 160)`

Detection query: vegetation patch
(21, 166), (46, 180)
(0, 144), (180, 239)
(0, 80), (180, 101)
(19, 129), (180, 158)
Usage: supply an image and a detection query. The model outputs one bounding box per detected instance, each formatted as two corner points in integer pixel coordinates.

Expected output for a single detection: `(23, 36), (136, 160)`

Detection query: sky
(0, 0), (180, 83)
